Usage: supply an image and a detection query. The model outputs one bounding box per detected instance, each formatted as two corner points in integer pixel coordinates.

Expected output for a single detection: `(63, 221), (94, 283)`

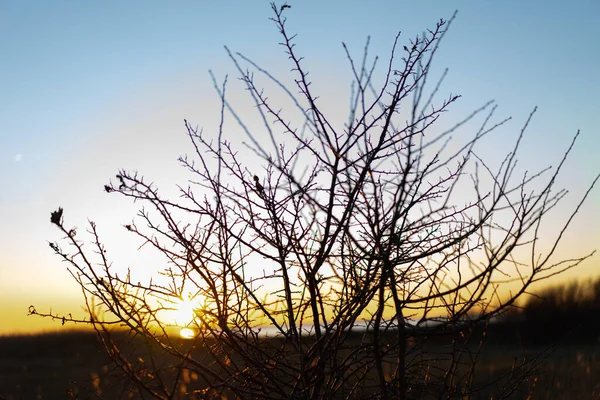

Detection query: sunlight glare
(179, 327), (196, 339)
(162, 296), (201, 327)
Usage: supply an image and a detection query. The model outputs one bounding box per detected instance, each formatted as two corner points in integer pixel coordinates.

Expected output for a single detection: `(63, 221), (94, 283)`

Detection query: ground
(1, 330), (599, 399)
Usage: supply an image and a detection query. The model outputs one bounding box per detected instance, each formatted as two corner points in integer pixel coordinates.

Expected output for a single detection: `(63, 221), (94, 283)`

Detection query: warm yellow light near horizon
(179, 327), (196, 339)
(161, 296), (201, 328)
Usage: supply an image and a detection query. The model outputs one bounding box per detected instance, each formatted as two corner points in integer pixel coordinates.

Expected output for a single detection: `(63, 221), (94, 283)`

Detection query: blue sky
(1, 0), (598, 334)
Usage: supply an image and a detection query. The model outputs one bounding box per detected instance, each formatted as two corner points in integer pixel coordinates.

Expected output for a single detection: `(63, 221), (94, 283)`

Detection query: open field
(1, 329), (600, 399)
(0, 331), (113, 399)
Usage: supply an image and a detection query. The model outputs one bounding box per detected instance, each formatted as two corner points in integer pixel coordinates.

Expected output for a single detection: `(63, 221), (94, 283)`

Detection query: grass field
(1, 330), (599, 399)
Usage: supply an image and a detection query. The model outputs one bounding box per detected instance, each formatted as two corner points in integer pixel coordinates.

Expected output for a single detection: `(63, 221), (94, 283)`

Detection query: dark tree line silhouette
(515, 277), (600, 344)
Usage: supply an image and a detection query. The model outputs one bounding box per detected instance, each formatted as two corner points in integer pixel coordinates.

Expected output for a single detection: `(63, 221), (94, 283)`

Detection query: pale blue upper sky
(1, 0), (598, 334)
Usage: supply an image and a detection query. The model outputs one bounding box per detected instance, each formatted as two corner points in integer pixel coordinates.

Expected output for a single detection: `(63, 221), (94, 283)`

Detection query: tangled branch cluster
(39, 4), (597, 399)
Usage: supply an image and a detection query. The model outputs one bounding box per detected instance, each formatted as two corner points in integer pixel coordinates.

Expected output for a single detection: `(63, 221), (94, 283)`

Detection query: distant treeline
(490, 277), (600, 345)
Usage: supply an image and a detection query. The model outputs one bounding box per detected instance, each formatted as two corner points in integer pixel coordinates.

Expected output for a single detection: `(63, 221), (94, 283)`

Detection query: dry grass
(1, 330), (599, 399)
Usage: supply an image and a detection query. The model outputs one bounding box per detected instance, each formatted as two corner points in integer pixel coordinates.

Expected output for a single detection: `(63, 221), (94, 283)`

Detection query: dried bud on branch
(50, 208), (63, 226)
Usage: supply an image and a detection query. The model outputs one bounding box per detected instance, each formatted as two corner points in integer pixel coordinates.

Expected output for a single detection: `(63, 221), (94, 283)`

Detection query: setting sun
(179, 327), (196, 339)
(161, 296), (201, 328)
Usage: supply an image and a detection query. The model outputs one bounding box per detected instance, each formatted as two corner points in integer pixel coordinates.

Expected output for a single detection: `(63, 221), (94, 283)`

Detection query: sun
(161, 296), (201, 329)
(179, 327), (196, 339)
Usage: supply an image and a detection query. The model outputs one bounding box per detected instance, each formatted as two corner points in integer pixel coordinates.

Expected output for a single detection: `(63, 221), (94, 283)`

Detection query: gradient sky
(1, 0), (599, 335)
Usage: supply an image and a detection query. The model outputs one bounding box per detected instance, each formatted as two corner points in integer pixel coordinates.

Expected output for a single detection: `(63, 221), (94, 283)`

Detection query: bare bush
(37, 4), (598, 399)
